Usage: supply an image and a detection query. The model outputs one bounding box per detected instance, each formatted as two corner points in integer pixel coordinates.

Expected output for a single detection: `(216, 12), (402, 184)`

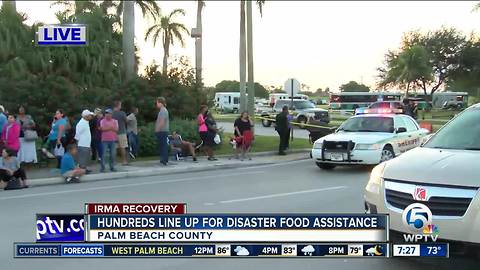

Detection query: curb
(10, 149), (311, 189)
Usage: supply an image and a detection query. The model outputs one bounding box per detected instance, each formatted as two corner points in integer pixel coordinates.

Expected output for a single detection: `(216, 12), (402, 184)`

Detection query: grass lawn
(135, 133), (311, 161)
(214, 132), (311, 155)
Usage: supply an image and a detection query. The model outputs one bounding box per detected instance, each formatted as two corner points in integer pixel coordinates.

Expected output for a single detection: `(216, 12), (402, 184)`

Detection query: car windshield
(294, 101), (315, 109)
(338, 116), (394, 133)
(276, 100), (315, 110)
(424, 108), (480, 150)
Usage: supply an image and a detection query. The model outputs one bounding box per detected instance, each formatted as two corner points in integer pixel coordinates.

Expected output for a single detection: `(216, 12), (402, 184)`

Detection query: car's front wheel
(380, 145), (395, 162)
(298, 116), (307, 129)
(316, 162), (336, 170)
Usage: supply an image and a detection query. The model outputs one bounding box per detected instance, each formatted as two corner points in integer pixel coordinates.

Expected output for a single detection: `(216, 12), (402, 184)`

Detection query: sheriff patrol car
(311, 114), (429, 169)
(364, 103), (480, 246)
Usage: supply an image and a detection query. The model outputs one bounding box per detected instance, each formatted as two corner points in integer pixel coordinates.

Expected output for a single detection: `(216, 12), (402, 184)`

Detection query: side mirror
(396, 127), (407, 133)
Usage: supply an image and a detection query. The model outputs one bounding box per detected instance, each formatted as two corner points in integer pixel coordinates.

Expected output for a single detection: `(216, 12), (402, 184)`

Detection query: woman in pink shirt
(1, 115), (21, 155)
(197, 105), (214, 160)
(99, 109), (118, 172)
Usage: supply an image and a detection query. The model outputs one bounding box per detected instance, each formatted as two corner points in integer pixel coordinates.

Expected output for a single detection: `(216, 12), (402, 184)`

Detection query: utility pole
(194, 1), (203, 87)
(239, 1), (247, 112)
(246, 0), (255, 119)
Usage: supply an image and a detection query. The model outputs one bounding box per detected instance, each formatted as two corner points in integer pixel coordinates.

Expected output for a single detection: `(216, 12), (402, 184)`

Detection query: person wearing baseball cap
(74, 109), (95, 172)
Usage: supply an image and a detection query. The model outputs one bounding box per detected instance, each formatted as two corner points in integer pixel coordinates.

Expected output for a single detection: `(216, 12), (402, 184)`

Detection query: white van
(268, 93), (308, 107)
(214, 92), (240, 113)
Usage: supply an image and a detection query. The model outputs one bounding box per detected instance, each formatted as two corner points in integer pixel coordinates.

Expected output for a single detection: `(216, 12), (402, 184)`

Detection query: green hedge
(137, 119), (223, 157)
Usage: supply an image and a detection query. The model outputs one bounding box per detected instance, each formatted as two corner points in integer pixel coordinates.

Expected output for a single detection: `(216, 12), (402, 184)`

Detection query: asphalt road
(217, 121), (310, 139)
(0, 159), (477, 270)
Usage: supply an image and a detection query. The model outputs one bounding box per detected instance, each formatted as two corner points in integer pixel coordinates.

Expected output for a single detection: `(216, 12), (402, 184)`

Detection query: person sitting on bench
(0, 148), (28, 189)
(169, 131), (197, 162)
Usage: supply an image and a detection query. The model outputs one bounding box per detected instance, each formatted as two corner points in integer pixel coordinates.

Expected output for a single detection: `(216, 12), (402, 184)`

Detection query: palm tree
(240, 0), (264, 114)
(115, 1), (160, 81)
(473, 2), (480, 12)
(194, 1), (205, 86)
(144, 9), (190, 75)
(379, 46), (432, 96)
(239, 1), (246, 112)
(2, 1), (16, 12)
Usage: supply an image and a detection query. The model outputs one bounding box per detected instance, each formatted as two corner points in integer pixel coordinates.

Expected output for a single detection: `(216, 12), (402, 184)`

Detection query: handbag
(214, 134), (221, 145)
(24, 129), (38, 141)
(54, 144), (65, 157)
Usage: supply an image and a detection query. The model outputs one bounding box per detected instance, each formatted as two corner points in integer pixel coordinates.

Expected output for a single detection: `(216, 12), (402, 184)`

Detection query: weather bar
(14, 243), (389, 258)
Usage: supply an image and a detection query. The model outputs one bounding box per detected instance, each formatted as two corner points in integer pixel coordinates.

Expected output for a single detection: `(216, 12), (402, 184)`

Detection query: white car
(364, 104), (480, 246)
(311, 114), (429, 169)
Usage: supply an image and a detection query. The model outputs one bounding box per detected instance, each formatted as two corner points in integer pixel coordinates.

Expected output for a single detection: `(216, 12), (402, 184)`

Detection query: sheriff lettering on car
(311, 113), (429, 170)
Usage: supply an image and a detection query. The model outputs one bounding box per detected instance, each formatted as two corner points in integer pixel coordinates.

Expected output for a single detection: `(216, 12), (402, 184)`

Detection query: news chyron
(14, 202), (448, 258)
(36, 24), (87, 46)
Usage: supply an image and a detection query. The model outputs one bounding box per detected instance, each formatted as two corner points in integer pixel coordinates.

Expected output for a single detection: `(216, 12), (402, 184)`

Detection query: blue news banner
(35, 214), (388, 242)
(86, 214), (389, 242)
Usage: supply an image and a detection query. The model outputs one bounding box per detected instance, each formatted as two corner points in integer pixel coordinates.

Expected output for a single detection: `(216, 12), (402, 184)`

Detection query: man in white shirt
(75, 109), (94, 172)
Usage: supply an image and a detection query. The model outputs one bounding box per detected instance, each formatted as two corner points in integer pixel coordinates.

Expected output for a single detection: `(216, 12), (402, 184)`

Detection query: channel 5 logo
(402, 203), (432, 231)
(401, 203), (439, 242)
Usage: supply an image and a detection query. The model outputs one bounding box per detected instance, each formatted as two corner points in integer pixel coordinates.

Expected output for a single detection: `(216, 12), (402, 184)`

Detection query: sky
(5, 1), (480, 92)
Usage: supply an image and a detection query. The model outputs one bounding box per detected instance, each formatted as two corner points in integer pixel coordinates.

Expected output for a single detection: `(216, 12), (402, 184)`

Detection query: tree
(447, 37), (480, 96)
(339, 81), (370, 92)
(239, 0), (264, 114)
(314, 88), (330, 97)
(246, 0), (265, 117)
(473, 2), (480, 12)
(145, 9), (190, 75)
(0, 2), (200, 138)
(379, 28), (468, 99)
(214, 80), (269, 98)
(239, 1), (246, 112)
(116, 1), (160, 81)
(2, 0), (16, 12)
(378, 45), (432, 95)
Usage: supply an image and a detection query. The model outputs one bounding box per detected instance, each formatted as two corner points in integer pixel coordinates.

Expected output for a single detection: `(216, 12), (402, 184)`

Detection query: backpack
(4, 177), (23, 190)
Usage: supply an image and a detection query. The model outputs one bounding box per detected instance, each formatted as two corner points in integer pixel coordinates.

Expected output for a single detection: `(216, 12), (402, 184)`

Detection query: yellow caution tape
(255, 115), (337, 130)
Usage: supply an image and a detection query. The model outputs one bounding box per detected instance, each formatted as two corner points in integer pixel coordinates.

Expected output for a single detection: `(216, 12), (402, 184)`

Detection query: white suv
(364, 104), (480, 245)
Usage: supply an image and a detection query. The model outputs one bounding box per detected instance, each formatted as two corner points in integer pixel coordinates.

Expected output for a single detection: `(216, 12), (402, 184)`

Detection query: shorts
(77, 146), (91, 168)
(117, 134), (128, 148)
(62, 170), (75, 178)
(200, 132), (214, 147)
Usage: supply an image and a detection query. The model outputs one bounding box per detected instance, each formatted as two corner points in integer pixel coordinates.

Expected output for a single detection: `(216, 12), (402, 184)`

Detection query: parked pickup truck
(260, 99), (330, 128)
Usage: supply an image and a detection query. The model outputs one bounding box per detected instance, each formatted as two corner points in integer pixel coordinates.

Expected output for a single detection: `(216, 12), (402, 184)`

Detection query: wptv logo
(402, 202), (439, 242)
(36, 24), (87, 46)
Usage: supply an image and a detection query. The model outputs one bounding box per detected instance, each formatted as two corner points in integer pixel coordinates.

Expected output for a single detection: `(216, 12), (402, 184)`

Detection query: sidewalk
(15, 149), (311, 189)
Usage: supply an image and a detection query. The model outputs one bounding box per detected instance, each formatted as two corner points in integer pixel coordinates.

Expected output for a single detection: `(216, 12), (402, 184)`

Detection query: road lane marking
(217, 186), (347, 204)
(0, 171), (265, 200)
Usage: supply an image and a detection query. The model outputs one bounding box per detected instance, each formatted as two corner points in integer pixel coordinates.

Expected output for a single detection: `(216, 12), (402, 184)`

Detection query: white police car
(311, 114), (429, 169)
(364, 104), (480, 246)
